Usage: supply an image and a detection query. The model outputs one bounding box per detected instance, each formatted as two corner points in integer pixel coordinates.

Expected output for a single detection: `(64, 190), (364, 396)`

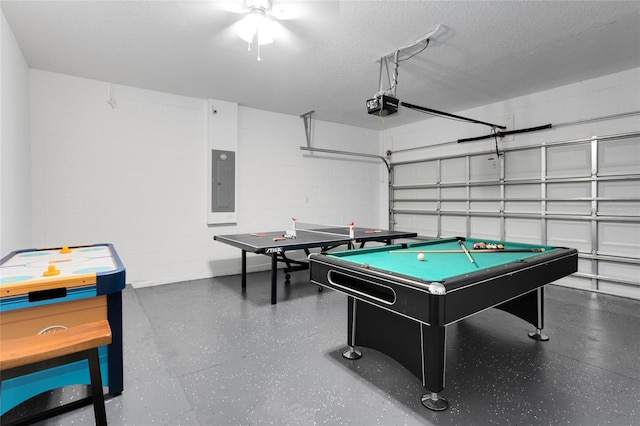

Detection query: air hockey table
(309, 237), (578, 411)
(0, 243), (125, 423)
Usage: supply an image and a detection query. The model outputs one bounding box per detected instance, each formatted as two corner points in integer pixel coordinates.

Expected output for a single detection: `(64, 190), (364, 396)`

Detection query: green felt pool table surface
(327, 238), (557, 282)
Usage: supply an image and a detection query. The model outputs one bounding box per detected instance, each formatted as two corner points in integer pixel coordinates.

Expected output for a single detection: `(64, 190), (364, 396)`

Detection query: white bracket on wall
(300, 110), (314, 148)
(299, 146), (391, 174)
(107, 83), (117, 109)
(298, 110), (390, 173)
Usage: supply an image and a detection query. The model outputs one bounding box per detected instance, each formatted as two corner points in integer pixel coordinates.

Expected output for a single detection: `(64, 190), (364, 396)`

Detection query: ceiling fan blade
(272, 1), (341, 21)
(220, 0), (341, 22)
(217, 0), (247, 15)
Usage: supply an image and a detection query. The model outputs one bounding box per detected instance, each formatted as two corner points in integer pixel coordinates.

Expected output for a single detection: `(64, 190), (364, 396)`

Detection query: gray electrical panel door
(211, 149), (235, 213)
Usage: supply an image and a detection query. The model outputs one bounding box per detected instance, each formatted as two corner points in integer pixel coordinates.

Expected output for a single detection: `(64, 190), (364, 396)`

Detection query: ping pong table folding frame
(214, 228), (417, 304)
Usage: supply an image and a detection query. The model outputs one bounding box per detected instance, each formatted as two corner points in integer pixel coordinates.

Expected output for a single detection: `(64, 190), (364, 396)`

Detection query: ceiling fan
(231, 0), (287, 60)
(225, 0), (339, 61)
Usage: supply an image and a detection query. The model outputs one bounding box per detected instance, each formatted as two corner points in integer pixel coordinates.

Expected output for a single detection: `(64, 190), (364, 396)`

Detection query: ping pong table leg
(271, 254), (277, 304)
(241, 250), (247, 291)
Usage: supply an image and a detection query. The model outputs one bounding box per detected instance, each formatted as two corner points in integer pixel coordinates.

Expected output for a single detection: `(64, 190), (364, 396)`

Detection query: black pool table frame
(308, 238), (578, 411)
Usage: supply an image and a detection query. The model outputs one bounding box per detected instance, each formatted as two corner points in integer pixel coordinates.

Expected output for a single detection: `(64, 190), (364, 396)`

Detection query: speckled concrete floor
(8, 271), (640, 425)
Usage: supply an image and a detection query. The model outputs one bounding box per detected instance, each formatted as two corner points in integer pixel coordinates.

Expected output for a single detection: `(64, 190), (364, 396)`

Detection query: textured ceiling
(2, 1), (639, 130)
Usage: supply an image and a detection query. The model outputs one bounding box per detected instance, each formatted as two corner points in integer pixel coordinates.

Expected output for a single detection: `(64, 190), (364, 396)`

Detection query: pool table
(308, 237), (578, 411)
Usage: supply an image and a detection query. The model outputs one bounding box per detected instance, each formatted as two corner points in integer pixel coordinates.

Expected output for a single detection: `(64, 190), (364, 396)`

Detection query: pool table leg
(527, 288), (549, 341)
(498, 287), (550, 341)
(342, 297), (362, 360)
(528, 328), (549, 341)
(342, 346), (362, 360)
(420, 323), (449, 411)
(421, 392), (449, 411)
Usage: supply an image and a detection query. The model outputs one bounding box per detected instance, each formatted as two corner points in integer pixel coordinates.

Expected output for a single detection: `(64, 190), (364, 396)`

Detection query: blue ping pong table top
(214, 227), (417, 254)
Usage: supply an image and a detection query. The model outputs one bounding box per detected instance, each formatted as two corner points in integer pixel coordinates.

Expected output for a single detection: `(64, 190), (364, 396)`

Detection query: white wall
(205, 106), (383, 277)
(29, 70), (382, 287)
(0, 11), (31, 256)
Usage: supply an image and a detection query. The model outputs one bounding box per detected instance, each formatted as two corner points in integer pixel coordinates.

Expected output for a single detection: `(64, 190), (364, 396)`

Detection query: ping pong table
(214, 224), (417, 304)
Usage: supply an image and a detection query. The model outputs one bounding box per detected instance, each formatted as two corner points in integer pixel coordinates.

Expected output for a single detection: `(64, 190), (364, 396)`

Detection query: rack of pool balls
(472, 242), (504, 250)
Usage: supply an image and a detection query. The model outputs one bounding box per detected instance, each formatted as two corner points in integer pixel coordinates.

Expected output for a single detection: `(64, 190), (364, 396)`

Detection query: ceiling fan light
(237, 13), (258, 43)
(257, 20), (275, 45)
(237, 0), (279, 46)
(236, 11), (276, 45)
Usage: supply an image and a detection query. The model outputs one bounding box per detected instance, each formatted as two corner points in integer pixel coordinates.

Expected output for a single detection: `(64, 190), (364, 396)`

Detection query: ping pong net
(288, 219), (355, 240)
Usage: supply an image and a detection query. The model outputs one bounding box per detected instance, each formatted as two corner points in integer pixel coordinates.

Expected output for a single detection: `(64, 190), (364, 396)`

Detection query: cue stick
(389, 248), (546, 254)
(457, 239), (475, 264)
